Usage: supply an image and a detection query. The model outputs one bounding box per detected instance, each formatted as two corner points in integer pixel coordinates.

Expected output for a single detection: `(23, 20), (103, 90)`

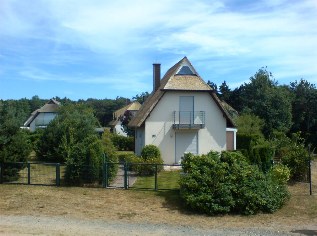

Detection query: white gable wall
(29, 112), (57, 132)
(143, 91), (227, 164)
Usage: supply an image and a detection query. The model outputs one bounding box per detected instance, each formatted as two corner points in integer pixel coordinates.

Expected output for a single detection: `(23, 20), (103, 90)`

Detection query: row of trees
(0, 95), (133, 128)
(208, 68), (317, 147)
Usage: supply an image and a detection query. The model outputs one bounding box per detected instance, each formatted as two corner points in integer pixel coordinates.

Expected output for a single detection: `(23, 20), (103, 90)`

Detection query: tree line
(0, 95), (135, 128)
(208, 67), (317, 148)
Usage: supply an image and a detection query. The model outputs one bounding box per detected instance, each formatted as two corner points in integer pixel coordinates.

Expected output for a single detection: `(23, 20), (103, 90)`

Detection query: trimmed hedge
(180, 151), (290, 215)
(64, 135), (104, 185)
(110, 135), (134, 151)
(123, 145), (164, 176)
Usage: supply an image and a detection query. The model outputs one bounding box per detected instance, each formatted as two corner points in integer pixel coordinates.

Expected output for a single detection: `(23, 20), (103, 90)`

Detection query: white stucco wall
(144, 91), (227, 164)
(30, 112), (57, 131)
(114, 121), (128, 137)
(135, 126), (145, 156)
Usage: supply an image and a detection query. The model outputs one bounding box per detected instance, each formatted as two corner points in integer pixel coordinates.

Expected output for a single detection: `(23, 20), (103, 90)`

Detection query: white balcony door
(175, 131), (198, 163)
(179, 96), (194, 124)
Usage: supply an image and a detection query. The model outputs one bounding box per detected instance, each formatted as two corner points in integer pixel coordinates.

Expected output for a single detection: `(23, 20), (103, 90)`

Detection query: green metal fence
(104, 162), (182, 191)
(0, 161), (182, 191)
(0, 162), (63, 186)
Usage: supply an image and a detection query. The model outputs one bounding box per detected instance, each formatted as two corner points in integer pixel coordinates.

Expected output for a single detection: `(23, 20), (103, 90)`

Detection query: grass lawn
(131, 170), (181, 190)
(0, 179), (316, 231)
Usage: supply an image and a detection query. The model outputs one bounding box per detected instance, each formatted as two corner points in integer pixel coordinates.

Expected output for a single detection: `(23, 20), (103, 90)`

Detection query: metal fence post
(154, 164), (158, 191)
(102, 163), (106, 188)
(105, 162), (108, 188)
(27, 162), (31, 185)
(56, 163), (60, 187)
(308, 144), (313, 195)
(0, 163), (3, 184)
(124, 162), (128, 190)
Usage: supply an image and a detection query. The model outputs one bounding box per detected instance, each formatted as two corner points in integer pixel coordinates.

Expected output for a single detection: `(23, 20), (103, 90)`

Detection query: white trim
(226, 128), (237, 150)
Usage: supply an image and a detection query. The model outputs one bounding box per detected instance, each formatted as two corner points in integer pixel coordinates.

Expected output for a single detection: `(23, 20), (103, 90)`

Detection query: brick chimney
(153, 63), (161, 92)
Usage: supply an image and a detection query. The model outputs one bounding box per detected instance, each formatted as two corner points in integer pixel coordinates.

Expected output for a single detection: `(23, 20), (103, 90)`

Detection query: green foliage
(236, 133), (264, 161)
(126, 145), (164, 176)
(0, 102), (32, 181)
(117, 152), (137, 163)
(101, 130), (119, 181)
(110, 134), (134, 151)
(141, 144), (161, 161)
(83, 97), (128, 127)
(28, 129), (44, 150)
(64, 135), (104, 185)
(130, 156), (164, 176)
(235, 113), (264, 137)
(180, 151), (290, 215)
(219, 81), (231, 102)
(120, 110), (135, 137)
(290, 79), (317, 147)
(33, 103), (106, 184)
(237, 133), (263, 150)
(132, 92), (149, 104)
(279, 133), (309, 181)
(270, 132), (309, 181)
(36, 104), (99, 162)
(269, 164), (290, 185)
(250, 142), (275, 173)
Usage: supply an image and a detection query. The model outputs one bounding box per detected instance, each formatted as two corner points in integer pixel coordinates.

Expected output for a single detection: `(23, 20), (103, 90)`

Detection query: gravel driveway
(1, 215), (315, 235)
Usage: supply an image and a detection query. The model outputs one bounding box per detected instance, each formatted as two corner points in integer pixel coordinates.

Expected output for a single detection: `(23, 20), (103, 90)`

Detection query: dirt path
(1, 215), (315, 235)
(108, 165), (137, 188)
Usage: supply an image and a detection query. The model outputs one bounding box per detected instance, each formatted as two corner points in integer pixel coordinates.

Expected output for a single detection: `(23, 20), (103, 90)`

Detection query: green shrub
(110, 134), (134, 151)
(117, 152), (139, 164)
(269, 164), (290, 185)
(180, 151), (290, 215)
(237, 133), (263, 151)
(273, 132), (309, 181)
(250, 143), (274, 173)
(0, 130), (32, 181)
(131, 156), (164, 176)
(125, 145), (164, 176)
(64, 135), (103, 185)
(101, 130), (119, 181)
(141, 144), (161, 160)
(35, 104), (100, 163)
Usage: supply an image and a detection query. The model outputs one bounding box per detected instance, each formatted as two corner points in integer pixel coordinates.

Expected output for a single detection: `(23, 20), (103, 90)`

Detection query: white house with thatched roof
(129, 57), (237, 164)
(22, 99), (60, 132)
(109, 101), (141, 136)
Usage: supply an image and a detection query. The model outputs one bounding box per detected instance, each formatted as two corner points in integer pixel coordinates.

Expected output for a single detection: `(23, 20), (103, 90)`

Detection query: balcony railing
(173, 111), (205, 129)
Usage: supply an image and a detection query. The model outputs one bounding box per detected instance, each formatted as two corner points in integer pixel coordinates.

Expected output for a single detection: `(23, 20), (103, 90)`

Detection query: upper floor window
(176, 65), (195, 75)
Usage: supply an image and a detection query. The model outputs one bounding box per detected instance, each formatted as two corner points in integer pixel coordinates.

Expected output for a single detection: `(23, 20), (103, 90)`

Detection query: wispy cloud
(0, 0), (316, 99)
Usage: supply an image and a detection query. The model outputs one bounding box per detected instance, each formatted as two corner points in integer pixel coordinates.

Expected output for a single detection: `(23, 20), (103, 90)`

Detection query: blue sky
(0, 0), (316, 100)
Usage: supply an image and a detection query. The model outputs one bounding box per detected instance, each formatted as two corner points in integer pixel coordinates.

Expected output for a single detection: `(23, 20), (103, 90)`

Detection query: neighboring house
(129, 57), (237, 164)
(109, 101), (141, 136)
(22, 99), (60, 132)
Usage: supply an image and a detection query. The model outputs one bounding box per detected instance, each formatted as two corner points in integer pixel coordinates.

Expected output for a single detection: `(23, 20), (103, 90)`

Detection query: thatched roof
(23, 99), (60, 127)
(129, 57), (236, 128)
(109, 101), (141, 127)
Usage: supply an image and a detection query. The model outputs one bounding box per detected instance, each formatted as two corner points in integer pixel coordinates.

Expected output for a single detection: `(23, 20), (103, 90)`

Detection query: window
(176, 65), (195, 75)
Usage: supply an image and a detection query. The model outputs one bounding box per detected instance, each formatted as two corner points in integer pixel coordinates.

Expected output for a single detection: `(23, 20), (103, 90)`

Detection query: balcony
(173, 111), (205, 129)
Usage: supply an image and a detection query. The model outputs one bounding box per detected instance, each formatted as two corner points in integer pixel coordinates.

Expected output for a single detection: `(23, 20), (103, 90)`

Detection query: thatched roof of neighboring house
(23, 99), (60, 127)
(109, 101), (141, 127)
(129, 57), (236, 128)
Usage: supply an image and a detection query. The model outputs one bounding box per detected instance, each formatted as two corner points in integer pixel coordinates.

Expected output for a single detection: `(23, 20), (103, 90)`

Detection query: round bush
(128, 145), (164, 176)
(180, 151), (290, 215)
(141, 145), (161, 161)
